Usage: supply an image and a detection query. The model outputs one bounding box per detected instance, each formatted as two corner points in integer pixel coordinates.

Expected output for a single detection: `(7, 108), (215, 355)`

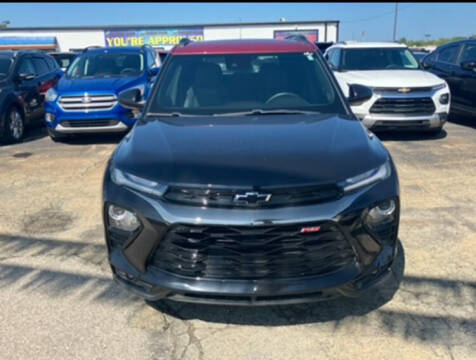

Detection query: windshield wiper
(214, 109), (321, 117)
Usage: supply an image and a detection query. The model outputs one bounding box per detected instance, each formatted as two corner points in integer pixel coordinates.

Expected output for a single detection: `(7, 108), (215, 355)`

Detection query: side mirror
(348, 84), (373, 106)
(328, 62), (338, 71)
(148, 67), (160, 77)
(421, 61), (431, 70)
(118, 88), (145, 111)
(461, 61), (476, 71)
(17, 73), (36, 81)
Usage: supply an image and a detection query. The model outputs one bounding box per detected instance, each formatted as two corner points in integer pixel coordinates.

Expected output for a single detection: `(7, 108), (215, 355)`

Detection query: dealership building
(0, 20), (339, 52)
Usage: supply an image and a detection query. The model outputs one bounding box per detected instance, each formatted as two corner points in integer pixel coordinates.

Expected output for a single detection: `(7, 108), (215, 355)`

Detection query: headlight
(439, 93), (449, 104)
(108, 204), (140, 232)
(45, 88), (58, 102)
(110, 167), (167, 197)
(432, 83), (447, 91)
(339, 161), (391, 192)
(367, 199), (396, 226)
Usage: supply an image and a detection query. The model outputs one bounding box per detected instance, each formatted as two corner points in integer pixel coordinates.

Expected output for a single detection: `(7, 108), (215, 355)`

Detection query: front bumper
(358, 112), (448, 131)
(352, 88), (450, 131)
(45, 100), (136, 134)
(103, 163), (400, 305)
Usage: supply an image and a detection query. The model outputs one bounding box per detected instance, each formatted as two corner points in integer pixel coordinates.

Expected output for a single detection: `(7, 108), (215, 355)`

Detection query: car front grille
(60, 119), (119, 128)
(151, 222), (357, 280)
(163, 185), (342, 208)
(373, 87), (433, 93)
(58, 94), (117, 112)
(370, 97), (435, 115)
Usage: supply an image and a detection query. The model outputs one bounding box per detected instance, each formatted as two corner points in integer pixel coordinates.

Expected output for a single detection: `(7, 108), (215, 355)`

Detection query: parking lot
(0, 118), (474, 360)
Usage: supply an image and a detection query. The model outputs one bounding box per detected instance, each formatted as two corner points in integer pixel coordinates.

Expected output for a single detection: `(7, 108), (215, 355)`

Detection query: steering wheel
(120, 68), (137, 75)
(265, 92), (302, 104)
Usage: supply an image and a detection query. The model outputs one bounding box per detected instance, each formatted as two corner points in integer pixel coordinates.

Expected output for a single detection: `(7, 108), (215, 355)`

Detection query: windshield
(148, 52), (346, 116)
(341, 48), (420, 70)
(53, 54), (77, 69)
(66, 52), (144, 79)
(412, 52), (427, 62)
(0, 56), (13, 79)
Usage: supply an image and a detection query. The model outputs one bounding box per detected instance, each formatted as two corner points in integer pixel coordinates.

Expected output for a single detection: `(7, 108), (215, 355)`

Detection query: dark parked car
(0, 50), (62, 143)
(49, 51), (78, 72)
(422, 39), (476, 117)
(103, 38), (400, 305)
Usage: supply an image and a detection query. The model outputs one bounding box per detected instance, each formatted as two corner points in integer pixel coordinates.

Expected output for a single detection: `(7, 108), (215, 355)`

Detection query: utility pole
(392, 3), (398, 42)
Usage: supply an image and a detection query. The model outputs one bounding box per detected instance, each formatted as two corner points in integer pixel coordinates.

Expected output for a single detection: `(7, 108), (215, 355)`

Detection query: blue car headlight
(45, 88), (58, 102)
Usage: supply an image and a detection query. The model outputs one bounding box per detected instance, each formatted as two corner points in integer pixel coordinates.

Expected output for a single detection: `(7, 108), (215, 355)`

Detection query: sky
(1, 2), (475, 41)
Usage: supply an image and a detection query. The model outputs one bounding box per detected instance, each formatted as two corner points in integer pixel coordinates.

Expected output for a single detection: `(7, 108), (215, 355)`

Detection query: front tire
(2, 106), (25, 144)
(47, 127), (70, 142)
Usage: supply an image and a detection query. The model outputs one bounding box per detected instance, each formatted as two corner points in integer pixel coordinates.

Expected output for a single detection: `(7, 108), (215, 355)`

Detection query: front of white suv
(324, 42), (450, 133)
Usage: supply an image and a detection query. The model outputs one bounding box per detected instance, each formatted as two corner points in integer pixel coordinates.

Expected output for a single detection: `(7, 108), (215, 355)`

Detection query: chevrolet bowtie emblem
(234, 192), (272, 204)
(397, 87), (411, 93)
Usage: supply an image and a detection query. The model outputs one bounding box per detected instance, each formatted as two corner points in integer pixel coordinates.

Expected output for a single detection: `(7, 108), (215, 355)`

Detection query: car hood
(56, 76), (142, 94)
(337, 69), (444, 88)
(113, 114), (389, 188)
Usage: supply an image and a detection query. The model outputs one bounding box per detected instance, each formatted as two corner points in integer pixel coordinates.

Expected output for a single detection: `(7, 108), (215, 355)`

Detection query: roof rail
(178, 38), (193, 47)
(285, 34), (312, 44)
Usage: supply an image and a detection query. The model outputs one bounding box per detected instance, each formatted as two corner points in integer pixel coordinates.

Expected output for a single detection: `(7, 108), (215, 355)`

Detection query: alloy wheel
(9, 109), (24, 140)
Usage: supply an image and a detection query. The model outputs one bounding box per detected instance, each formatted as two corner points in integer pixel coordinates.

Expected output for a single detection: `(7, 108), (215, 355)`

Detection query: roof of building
(171, 39), (317, 55)
(0, 20), (339, 32)
(331, 41), (407, 49)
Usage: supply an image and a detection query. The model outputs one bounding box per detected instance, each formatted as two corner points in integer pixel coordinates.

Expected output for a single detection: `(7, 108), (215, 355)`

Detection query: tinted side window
(460, 43), (476, 63)
(45, 55), (58, 71)
(17, 57), (36, 75)
(328, 49), (341, 68)
(425, 51), (437, 63)
(32, 56), (49, 75)
(438, 45), (460, 64)
(146, 50), (156, 69)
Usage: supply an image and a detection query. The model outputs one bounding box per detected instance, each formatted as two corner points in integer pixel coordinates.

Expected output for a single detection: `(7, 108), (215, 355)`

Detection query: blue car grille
(58, 94), (117, 112)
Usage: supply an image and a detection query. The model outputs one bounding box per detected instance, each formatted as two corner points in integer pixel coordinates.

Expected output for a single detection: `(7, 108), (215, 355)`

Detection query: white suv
(324, 42), (450, 133)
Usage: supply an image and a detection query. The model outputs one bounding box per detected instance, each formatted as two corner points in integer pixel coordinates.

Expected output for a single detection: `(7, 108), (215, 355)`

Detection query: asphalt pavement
(0, 119), (474, 360)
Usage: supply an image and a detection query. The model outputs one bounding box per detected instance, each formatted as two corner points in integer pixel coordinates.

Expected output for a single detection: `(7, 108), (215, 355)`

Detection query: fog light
(439, 93), (449, 104)
(45, 113), (55, 123)
(367, 200), (396, 225)
(108, 204), (140, 232)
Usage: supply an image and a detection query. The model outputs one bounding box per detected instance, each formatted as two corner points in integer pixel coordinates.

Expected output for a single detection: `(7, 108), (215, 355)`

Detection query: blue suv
(44, 46), (160, 141)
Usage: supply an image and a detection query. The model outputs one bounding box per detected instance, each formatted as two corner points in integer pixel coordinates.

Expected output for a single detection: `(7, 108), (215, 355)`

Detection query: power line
(341, 4), (413, 24)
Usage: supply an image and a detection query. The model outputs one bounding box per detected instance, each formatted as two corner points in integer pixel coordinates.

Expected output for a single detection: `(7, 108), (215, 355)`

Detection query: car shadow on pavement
(59, 132), (125, 145)
(375, 129), (448, 142)
(148, 241), (406, 326)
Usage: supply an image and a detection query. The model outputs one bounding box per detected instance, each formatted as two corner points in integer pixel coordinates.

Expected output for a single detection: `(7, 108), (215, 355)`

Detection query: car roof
(0, 49), (45, 56)
(439, 38), (476, 47)
(171, 39), (317, 55)
(330, 41), (407, 49)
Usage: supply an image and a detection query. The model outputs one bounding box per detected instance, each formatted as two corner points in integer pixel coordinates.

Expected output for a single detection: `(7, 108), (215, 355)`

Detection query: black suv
(0, 50), (62, 144)
(103, 39), (400, 305)
(422, 39), (476, 118)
